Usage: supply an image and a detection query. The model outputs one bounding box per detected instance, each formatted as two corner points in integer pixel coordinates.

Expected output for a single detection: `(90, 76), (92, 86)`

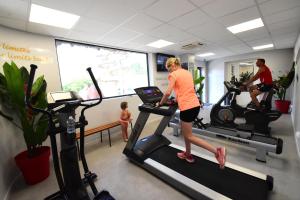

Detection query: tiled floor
(8, 107), (300, 200)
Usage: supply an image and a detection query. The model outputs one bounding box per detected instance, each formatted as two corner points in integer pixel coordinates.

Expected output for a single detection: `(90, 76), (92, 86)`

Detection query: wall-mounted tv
(156, 53), (175, 72)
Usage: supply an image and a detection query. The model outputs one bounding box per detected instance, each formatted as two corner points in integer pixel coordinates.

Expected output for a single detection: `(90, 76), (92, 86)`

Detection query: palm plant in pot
(193, 67), (205, 106)
(0, 61), (50, 185)
(273, 62), (295, 113)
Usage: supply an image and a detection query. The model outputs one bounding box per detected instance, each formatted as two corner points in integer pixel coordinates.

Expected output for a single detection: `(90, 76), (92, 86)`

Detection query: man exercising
(243, 58), (273, 110)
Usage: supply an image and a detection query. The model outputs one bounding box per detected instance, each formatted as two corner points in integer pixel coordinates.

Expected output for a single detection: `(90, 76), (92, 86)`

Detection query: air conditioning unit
(181, 42), (204, 50)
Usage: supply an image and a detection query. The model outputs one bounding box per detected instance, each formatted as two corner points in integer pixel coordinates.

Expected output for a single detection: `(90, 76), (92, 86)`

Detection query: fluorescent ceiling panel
(252, 44), (274, 50)
(227, 18), (264, 34)
(29, 4), (80, 29)
(197, 52), (215, 57)
(146, 39), (174, 48)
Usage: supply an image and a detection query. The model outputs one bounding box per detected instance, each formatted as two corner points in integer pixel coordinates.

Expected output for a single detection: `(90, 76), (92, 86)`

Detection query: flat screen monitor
(156, 53), (175, 72)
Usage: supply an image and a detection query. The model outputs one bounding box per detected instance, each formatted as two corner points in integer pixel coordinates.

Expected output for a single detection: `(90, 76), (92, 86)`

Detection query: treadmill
(123, 86), (274, 200)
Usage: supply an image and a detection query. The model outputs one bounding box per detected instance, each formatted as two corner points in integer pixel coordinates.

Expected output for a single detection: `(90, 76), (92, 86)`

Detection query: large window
(55, 40), (149, 100)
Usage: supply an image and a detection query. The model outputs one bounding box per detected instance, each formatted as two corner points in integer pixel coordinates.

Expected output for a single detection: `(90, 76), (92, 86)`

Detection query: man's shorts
(257, 83), (273, 92)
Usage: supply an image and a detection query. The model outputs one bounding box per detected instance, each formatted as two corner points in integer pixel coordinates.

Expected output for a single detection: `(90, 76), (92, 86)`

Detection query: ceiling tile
(256, 0), (270, 3)
(72, 17), (115, 36)
(259, 0), (300, 16)
(26, 22), (70, 38)
(85, 0), (137, 25)
(189, 0), (215, 7)
(32, 0), (94, 15)
(122, 0), (158, 11)
(148, 24), (179, 39)
(264, 6), (300, 25)
(227, 43), (252, 54)
(268, 18), (300, 35)
(272, 31), (298, 47)
(216, 38), (245, 47)
(246, 37), (273, 47)
(98, 27), (141, 44)
(0, 17), (27, 30)
(236, 27), (270, 42)
(201, 0), (255, 18)
(67, 30), (101, 43)
(168, 9), (210, 30)
(187, 20), (236, 43)
(123, 34), (158, 46)
(144, 0), (196, 22)
(164, 30), (194, 43)
(218, 6), (260, 27)
(122, 14), (162, 33)
(0, 0), (29, 20)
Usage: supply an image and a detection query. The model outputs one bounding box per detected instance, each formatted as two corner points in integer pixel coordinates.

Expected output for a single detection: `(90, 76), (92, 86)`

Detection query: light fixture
(239, 62), (253, 65)
(227, 18), (264, 34)
(146, 39), (174, 48)
(29, 4), (80, 29)
(252, 44), (274, 50)
(197, 52), (215, 57)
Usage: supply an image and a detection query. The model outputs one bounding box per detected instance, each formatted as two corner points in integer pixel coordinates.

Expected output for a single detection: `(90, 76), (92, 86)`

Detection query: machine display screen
(143, 89), (154, 94)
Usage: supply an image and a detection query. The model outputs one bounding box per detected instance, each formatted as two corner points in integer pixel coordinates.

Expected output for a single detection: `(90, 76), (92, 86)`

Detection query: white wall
(207, 48), (294, 104)
(0, 26), (60, 200)
(0, 26), (160, 199)
(292, 33), (300, 158)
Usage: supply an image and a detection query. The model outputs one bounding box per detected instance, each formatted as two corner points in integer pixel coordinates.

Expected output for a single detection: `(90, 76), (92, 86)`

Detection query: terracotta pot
(274, 100), (291, 113)
(15, 146), (50, 185)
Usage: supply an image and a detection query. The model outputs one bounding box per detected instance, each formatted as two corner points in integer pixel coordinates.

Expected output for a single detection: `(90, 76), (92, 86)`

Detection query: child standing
(120, 102), (132, 142)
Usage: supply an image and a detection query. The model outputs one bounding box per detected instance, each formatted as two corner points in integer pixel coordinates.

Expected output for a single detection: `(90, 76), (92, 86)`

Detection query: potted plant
(273, 62), (295, 113)
(0, 61), (50, 185)
(193, 67), (205, 106)
(239, 71), (253, 83)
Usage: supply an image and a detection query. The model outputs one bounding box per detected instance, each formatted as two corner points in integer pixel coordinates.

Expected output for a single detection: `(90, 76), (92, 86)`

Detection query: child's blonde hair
(120, 101), (128, 110)
(166, 57), (181, 69)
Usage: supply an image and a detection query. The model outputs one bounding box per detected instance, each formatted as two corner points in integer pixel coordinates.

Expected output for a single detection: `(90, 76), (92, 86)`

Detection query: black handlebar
(224, 81), (241, 94)
(25, 64), (51, 117)
(86, 67), (103, 103)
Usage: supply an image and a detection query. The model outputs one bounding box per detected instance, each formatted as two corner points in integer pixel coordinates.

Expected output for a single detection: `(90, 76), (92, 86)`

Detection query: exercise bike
(25, 64), (114, 200)
(228, 79), (277, 118)
(212, 81), (281, 135)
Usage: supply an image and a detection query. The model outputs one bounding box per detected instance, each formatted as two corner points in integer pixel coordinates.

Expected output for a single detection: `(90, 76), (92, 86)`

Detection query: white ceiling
(0, 0), (299, 60)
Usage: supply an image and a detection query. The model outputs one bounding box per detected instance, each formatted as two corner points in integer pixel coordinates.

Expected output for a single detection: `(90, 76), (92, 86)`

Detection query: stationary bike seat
(265, 110), (282, 121)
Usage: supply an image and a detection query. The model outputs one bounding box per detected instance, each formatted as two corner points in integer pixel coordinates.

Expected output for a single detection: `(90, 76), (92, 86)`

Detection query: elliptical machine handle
(86, 67), (103, 103)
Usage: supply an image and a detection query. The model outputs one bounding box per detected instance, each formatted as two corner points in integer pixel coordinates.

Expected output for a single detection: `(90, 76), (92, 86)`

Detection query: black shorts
(257, 83), (273, 92)
(180, 106), (200, 122)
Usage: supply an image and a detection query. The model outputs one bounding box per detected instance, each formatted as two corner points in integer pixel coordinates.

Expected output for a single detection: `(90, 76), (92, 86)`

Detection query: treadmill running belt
(149, 146), (269, 200)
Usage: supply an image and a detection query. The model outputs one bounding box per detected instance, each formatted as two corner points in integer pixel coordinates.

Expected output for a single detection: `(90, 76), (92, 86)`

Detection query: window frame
(55, 39), (150, 99)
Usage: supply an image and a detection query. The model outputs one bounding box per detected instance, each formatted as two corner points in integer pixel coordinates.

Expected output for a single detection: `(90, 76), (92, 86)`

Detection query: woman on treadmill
(158, 57), (226, 168)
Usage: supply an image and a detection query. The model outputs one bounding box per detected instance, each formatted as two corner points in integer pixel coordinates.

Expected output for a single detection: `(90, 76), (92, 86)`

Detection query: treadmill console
(134, 86), (177, 116)
(134, 86), (163, 104)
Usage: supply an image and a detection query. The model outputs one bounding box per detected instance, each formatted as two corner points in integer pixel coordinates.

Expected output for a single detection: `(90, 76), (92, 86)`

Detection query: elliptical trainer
(25, 64), (114, 200)
(211, 81), (281, 135)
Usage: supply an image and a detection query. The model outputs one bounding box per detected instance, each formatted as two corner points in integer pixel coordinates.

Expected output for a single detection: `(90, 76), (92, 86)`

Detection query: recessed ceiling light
(227, 18), (264, 34)
(146, 39), (174, 48)
(29, 4), (80, 29)
(240, 62), (253, 65)
(252, 44), (274, 50)
(197, 52), (215, 57)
